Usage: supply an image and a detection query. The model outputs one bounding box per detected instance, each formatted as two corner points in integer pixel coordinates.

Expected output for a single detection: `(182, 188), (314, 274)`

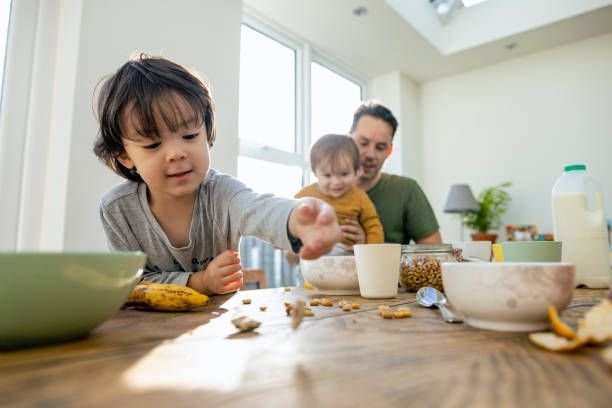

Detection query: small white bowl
(441, 262), (575, 332)
(301, 256), (359, 295)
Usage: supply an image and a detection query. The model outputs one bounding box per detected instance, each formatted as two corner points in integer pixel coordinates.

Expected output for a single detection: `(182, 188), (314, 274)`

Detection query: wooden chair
(242, 268), (267, 290)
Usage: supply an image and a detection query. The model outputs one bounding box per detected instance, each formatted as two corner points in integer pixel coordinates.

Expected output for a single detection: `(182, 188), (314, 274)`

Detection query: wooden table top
(1, 288), (610, 407)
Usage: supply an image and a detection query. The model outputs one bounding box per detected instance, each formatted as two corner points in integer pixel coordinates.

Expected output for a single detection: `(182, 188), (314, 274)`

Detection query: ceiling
(243, 0), (612, 82)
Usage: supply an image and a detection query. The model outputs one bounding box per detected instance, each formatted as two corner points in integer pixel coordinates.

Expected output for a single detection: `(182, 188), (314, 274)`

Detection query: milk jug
(552, 164), (610, 288)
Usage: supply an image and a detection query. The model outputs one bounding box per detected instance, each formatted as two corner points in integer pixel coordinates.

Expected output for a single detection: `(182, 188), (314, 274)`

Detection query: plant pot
(471, 232), (498, 243)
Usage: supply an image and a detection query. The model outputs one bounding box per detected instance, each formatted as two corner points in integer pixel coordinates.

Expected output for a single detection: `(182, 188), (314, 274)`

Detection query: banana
(125, 282), (209, 311)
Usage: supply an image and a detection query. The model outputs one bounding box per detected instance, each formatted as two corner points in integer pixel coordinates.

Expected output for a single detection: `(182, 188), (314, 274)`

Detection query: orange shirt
(295, 184), (384, 245)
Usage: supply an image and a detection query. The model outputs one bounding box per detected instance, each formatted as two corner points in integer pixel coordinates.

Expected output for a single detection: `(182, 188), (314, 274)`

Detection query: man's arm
(415, 230), (442, 244)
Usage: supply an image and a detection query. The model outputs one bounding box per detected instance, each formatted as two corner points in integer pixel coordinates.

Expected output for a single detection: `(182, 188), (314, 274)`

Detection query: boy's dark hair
(310, 134), (360, 174)
(349, 100), (398, 139)
(93, 54), (216, 182)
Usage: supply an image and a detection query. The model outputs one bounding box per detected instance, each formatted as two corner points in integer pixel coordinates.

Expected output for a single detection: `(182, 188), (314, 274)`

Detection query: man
(341, 101), (442, 246)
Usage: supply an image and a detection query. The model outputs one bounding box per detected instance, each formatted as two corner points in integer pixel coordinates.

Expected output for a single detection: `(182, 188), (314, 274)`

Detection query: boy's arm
(100, 206), (192, 286)
(287, 197), (341, 259)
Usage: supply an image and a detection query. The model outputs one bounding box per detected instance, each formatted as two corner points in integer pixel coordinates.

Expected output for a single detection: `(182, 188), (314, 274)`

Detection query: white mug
(354, 243), (401, 299)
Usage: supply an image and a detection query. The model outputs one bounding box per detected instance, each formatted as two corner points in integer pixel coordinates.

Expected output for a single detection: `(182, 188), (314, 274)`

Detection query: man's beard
(359, 160), (379, 181)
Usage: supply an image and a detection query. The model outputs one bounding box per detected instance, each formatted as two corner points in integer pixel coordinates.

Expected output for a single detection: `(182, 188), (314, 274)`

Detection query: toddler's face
(314, 161), (357, 199)
(117, 96), (210, 204)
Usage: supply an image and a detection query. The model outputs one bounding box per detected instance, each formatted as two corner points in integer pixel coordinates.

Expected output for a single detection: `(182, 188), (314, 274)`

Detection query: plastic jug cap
(564, 164), (586, 172)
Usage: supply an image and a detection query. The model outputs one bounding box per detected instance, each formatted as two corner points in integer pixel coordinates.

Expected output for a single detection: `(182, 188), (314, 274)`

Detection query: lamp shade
(444, 184), (480, 213)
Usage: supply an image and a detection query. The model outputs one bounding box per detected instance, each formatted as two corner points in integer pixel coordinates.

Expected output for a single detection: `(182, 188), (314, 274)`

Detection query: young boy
(93, 54), (340, 295)
(295, 134), (383, 254)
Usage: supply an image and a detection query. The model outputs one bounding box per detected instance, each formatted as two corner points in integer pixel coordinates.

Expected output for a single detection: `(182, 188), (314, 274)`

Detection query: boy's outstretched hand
(288, 198), (342, 260)
(188, 250), (243, 295)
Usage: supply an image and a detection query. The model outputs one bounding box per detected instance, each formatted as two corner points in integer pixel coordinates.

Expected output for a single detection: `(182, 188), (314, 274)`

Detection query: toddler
(295, 134), (383, 253)
(93, 54), (340, 295)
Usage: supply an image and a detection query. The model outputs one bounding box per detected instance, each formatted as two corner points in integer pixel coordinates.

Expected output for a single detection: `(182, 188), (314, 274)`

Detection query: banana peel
(125, 282), (209, 311)
(547, 304), (576, 339)
(530, 300), (612, 352)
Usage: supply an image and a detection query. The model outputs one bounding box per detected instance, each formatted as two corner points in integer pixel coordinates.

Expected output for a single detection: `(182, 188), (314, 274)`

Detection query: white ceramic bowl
(441, 262), (575, 332)
(301, 256), (359, 295)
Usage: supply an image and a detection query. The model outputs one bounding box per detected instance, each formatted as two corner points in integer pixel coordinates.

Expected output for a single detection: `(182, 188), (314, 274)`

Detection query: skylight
(462, 0), (489, 7)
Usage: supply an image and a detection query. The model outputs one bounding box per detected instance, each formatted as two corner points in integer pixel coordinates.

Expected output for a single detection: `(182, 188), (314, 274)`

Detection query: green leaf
(462, 182), (512, 232)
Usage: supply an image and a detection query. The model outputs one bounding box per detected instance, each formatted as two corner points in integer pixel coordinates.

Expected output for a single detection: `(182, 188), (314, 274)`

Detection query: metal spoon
(416, 286), (463, 323)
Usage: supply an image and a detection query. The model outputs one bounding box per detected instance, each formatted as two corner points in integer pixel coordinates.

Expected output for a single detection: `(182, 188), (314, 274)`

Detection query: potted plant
(463, 182), (512, 243)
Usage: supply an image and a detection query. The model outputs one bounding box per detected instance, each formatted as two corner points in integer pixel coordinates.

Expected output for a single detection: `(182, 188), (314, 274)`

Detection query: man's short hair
(350, 100), (398, 139)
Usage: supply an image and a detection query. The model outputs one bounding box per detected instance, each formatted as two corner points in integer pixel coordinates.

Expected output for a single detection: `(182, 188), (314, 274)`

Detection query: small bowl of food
(301, 255), (359, 295)
(0, 251), (146, 348)
(441, 262), (575, 332)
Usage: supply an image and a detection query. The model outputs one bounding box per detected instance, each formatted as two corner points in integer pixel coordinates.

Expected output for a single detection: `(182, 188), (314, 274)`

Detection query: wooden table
(1, 288), (610, 407)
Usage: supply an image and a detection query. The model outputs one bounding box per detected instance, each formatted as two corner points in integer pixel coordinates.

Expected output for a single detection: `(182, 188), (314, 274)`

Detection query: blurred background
(1, 0), (611, 286)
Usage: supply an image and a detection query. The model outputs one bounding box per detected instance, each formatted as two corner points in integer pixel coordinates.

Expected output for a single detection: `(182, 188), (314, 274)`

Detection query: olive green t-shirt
(366, 173), (439, 244)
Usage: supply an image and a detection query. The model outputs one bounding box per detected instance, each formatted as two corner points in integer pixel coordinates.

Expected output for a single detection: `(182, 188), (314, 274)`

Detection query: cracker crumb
(291, 300), (305, 330)
(231, 316), (261, 332)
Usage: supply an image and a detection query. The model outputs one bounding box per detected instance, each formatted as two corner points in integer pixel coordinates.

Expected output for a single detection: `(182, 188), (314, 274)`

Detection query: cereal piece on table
(342, 303), (352, 312)
(291, 300), (305, 330)
(259, 306), (267, 312)
(284, 287), (292, 292)
(378, 305), (391, 316)
(231, 316), (261, 332)
(242, 298), (251, 305)
(338, 300), (348, 308)
(321, 298), (333, 307)
(284, 303), (293, 316)
(304, 308), (314, 317)
(393, 307), (412, 319)
(351, 303), (360, 309)
(310, 299), (320, 307)
(381, 309), (394, 319)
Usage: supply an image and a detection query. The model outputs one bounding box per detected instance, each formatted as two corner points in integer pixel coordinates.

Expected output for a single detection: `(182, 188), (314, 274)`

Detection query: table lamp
(444, 184), (480, 240)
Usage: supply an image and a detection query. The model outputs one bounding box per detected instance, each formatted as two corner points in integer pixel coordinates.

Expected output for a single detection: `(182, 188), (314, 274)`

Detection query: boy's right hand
(189, 250), (243, 295)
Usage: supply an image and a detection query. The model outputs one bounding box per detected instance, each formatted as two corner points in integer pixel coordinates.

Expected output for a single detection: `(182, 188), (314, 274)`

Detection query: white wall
(421, 33), (612, 242)
(1, 0), (242, 251)
(368, 71), (422, 182)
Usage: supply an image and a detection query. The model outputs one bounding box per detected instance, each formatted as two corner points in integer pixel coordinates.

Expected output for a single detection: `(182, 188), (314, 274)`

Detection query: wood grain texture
(1, 288), (609, 407)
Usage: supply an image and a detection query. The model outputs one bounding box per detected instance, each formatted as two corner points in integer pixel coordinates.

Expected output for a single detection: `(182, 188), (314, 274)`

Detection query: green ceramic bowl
(0, 252), (146, 348)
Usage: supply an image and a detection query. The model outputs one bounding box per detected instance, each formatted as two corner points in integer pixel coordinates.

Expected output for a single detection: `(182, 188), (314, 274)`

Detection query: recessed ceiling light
(353, 6), (368, 17)
(504, 42), (518, 50)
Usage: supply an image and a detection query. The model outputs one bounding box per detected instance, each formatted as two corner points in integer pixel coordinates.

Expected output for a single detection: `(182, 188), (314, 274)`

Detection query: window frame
(239, 9), (366, 188)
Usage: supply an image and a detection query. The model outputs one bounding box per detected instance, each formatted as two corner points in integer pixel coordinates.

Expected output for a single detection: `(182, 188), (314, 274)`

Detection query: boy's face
(117, 97), (210, 204)
(314, 159), (357, 199)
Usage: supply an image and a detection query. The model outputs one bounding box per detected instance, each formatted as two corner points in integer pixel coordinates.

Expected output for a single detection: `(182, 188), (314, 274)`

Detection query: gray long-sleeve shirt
(100, 169), (296, 285)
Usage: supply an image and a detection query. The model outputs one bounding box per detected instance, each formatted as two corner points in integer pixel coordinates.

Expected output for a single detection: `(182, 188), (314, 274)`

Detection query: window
(0, 0), (12, 108)
(239, 25), (295, 153)
(238, 15), (364, 287)
(310, 61), (362, 147)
